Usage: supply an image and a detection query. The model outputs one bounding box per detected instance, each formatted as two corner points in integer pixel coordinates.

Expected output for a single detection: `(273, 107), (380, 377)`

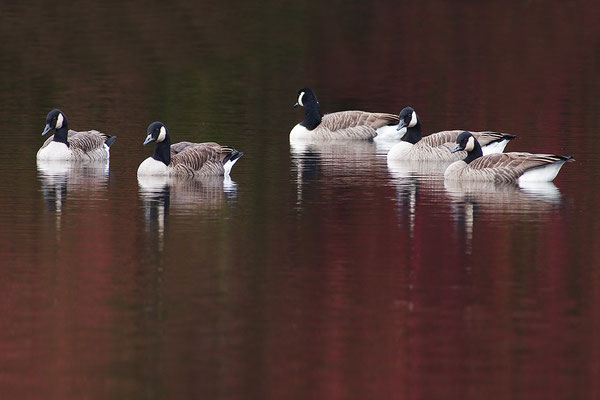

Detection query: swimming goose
(444, 131), (573, 183)
(137, 121), (243, 177)
(387, 107), (515, 161)
(290, 88), (399, 140)
(37, 109), (117, 161)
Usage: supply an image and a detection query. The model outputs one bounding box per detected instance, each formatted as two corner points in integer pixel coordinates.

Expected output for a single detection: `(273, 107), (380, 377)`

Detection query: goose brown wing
(472, 131), (515, 146)
(315, 111), (398, 139)
(170, 143), (233, 176)
(170, 141), (199, 155)
(420, 130), (462, 149)
(421, 130), (513, 148)
(67, 130), (109, 152)
(170, 141), (227, 157)
(321, 111), (399, 130)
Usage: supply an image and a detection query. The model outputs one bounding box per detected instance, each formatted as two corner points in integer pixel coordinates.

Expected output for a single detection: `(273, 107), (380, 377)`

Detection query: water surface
(0, 1), (599, 399)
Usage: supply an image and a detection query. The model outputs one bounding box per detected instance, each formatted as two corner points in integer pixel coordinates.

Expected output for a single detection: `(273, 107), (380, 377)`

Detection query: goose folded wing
(170, 143), (230, 175)
(321, 111), (399, 130)
(170, 141), (199, 155)
(420, 130), (462, 149)
(472, 131), (515, 146)
(421, 130), (511, 150)
(67, 130), (109, 151)
(466, 152), (565, 181)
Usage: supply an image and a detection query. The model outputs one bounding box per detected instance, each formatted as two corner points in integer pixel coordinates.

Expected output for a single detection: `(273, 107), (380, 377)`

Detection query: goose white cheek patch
(408, 111), (418, 128)
(56, 113), (64, 129)
(465, 136), (475, 152)
(298, 92), (305, 107)
(157, 126), (166, 142)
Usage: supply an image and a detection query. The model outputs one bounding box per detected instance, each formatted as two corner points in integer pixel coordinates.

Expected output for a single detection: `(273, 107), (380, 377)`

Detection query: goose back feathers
(37, 109), (116, 161)
(291, 88), (399, 140)
(444, 131), (573, 183)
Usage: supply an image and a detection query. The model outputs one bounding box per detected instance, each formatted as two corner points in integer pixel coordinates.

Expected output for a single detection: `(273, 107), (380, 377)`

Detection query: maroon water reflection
(0, 0), (599, 399)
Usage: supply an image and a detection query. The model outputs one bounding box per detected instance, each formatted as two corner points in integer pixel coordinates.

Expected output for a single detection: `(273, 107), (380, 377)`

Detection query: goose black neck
(464, 141), (483, 164)
(52, 125), (70, 146)
(152, 137), (171, 165)
(403, 121), (422, 144)
(300, 102), (322, 130)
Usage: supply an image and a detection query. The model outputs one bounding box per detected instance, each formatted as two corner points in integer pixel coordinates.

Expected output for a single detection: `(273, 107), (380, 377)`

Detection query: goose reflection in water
(290, 138), (383, 206)
(444, 179), (563, 253)
(386, 159), (450, 237)
(37, 159), (110, 228)
(138, 175), (238, 248)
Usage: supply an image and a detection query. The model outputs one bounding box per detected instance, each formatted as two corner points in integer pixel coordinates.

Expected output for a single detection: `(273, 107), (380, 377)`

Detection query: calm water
(1, 1), (599, 399)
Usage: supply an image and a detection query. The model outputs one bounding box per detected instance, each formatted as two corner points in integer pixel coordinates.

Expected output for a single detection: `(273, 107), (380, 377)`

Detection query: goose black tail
(224, 150), (244, 164)
(561, 155), (575, 162)
(105, 136), (117, 148)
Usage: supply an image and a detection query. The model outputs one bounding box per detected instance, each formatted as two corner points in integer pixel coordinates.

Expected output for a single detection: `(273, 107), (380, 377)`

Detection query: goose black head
(396, 106), (421, 144)
(396, 107), (418, 131)
(451, 131), (483, 163)
(143, 121), (169, 146)
(452, 131), (475, 153)
(42, 109), (67, 136)
(294, 88), (319, 109)
(294, 88), (322, 130)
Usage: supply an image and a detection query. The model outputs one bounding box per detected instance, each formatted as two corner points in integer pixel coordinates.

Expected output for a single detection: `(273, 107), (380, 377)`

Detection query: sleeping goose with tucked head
(137, 121), (243, 177)
(387, 107), (515, 161)
(444, 131), (573, 183)
(290, 88), (399, 140)
(37, 109), (117, 161)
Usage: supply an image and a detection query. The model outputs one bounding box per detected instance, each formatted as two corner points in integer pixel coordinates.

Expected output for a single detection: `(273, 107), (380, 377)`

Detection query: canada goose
(444, 131), (574, 183)
(386, 107), (515, 161)
(37, 109), (117, 161)
(290, 88), (399, 140)
(137, 122), (243, 177)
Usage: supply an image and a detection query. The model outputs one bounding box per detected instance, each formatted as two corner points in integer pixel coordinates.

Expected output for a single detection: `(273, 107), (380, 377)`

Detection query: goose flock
(37, 88), (574, 184)
(290, 88), (573, 183)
